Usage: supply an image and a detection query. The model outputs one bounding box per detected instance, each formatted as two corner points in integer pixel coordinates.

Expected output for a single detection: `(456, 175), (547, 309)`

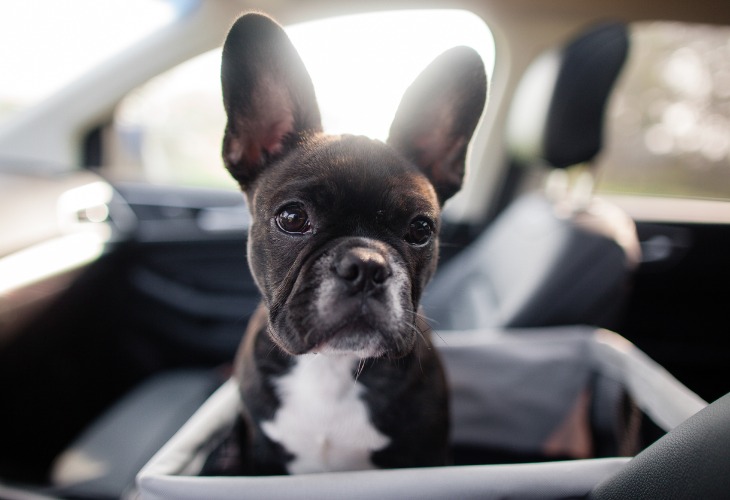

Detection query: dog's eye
(276, 205), (311, 234)
(405, 217), (434, 246)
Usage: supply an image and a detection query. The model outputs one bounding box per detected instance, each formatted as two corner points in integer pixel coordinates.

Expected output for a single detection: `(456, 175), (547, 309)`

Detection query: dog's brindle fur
(220, 13), (486, 475)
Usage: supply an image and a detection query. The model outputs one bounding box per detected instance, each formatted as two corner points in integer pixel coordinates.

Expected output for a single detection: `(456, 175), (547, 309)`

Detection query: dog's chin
(270, 313), (416, 360)
(311, 335), (387, 359)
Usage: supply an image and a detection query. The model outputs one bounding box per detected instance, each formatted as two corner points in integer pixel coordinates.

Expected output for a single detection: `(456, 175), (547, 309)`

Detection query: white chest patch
(260, 354), (390, 474)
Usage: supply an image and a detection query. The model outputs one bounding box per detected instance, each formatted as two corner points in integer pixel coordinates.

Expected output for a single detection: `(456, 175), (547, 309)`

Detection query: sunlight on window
(112, 9), (495, 187)
(0, 0), (176, 124)
(287, 10), (495, 141)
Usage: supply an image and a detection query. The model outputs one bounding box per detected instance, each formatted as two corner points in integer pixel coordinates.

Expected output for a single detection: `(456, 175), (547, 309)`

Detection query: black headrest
(507, 22), (630, 168)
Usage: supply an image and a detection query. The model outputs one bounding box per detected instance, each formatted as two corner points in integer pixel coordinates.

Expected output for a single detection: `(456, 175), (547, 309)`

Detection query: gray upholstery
(590, 391), (730, 500)
(424, 194), (640, 329)
(141, 458), (630, 500)
(423, 22), (639, 331)
(136, 327), (706, 500)
(50, 369), (223, 499)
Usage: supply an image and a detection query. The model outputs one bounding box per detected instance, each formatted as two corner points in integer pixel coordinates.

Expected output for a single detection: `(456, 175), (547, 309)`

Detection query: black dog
(220, 13), (486, 475)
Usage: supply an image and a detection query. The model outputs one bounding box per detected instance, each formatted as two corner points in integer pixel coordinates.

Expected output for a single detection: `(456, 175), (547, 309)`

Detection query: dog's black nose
(335, 247), (391, 293)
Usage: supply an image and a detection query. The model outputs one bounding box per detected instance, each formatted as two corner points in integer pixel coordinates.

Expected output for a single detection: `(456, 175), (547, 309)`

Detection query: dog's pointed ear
(387, 47), (487, 205)
(221, 13), (322, 191)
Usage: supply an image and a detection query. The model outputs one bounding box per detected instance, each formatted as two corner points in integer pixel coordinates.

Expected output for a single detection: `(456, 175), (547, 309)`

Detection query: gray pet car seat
(8, 328), (726, 499)
(134, 327), (716, 500)
(423, 22), (640, 331)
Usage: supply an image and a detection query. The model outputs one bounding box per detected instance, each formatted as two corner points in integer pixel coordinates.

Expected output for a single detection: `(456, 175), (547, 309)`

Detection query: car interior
(1, 1), (729, 499)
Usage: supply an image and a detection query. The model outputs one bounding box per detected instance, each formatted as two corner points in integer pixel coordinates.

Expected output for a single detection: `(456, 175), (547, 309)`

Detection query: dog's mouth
(308, 307), (398, 358)
(271, 288), (417, 359)
(310, 331), (387, 359)
(269, 238), (418, 359)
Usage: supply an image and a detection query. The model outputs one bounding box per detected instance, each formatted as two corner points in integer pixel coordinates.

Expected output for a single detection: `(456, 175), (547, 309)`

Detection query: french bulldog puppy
(220, 12), (486, 475)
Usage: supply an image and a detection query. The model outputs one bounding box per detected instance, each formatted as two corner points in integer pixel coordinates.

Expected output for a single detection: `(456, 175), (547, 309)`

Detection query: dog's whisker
(266, 343), (278, 358)
(410, 310), (448, 347)
(432, 329), (447, 346)
(354, 357), (367, 382)
(415, 325), (429, 345)
(409, 308), (446, 331)
(416, 349), (425, 376)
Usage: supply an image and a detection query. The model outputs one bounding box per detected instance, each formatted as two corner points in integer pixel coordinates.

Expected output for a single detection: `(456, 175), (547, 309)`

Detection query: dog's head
(221, 13), (487, 358)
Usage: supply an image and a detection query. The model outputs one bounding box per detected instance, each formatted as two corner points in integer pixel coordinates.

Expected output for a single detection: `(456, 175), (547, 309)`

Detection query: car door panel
(618, 220), (730, 403)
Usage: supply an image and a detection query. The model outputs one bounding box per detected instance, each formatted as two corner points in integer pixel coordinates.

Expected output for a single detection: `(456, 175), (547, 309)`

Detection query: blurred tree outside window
(597, 22), (730, 201)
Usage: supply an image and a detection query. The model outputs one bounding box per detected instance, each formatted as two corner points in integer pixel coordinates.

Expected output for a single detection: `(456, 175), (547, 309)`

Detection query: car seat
(423, 21), (641, 331)
(132, 327), (725, 500)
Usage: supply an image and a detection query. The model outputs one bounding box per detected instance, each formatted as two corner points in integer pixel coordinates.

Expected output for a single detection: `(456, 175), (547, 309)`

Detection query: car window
(0, 0), (178, 126)
(107, 10), (495, 188)
(596, 21), (730, 203)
